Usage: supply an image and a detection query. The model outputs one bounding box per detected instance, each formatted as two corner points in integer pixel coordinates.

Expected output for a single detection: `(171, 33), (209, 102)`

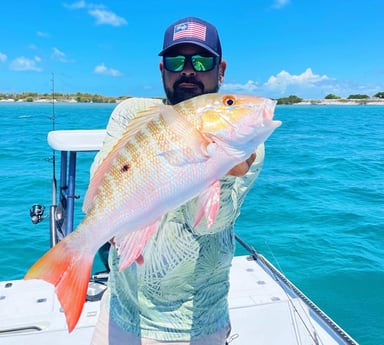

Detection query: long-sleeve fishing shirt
(91, 97), (265, 341)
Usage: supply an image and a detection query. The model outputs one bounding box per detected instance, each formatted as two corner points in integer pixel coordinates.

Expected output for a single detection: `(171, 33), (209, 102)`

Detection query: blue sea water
(0, 101), (383, 344)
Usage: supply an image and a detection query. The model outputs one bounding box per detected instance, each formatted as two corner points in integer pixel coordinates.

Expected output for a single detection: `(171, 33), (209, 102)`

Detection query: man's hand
(227, 153), (256, 177)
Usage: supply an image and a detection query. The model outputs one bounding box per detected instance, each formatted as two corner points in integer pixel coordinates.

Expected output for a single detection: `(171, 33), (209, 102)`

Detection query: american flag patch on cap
(173, 22), (206, 41)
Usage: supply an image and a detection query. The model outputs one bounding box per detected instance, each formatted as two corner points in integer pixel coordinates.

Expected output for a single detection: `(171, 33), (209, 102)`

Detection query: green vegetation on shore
(1, 91), (384, 104)
(0, 92), (131, 103)
(276, 92), (384, 105)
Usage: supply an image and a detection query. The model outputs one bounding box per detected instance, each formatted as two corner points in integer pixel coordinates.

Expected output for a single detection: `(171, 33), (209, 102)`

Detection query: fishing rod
(29, 73), (61, 247)
(49, 72), (59, 247)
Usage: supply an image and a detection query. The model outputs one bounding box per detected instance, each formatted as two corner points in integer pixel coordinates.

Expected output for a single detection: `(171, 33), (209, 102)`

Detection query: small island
(276, 93), (384, 105)
(0, 91), (383, 105)
(0, 92), (130, 103)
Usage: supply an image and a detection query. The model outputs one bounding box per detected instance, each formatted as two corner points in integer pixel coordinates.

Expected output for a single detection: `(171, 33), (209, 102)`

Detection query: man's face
(160, 44), (223, 105)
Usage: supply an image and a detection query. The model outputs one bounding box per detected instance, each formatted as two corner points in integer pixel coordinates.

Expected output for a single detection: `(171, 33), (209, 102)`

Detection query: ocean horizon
(0, 102), (383, 344)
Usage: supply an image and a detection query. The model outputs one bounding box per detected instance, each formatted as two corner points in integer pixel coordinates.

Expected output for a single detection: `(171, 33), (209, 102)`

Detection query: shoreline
(295, 99), (384, 106)
(1, 98), (384, 105)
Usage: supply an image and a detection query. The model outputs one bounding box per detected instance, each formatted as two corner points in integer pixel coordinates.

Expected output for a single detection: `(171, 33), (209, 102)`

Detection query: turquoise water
(0, 102), (383, 344)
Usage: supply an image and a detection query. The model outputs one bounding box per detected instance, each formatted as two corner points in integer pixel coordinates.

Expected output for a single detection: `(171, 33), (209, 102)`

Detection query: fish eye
(222, 95), (236, 106)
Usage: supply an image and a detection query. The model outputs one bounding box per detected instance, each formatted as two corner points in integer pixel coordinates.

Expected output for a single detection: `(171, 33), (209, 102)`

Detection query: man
(91, 17), (265, 345)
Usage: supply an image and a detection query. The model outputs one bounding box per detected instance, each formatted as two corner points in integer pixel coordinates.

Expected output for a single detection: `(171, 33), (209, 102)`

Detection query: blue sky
(1, 0), (383, 99)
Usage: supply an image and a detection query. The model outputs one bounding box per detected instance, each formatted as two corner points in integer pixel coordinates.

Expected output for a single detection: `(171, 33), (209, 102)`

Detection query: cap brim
(158, 41), (220, 57)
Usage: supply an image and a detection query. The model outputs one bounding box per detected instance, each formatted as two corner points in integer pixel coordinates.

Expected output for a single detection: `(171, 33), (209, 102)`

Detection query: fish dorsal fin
(82, 106), (163, 212)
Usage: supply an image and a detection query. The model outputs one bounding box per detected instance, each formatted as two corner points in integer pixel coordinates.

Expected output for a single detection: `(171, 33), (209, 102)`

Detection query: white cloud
(63, 1), (86, 10)
(51, 47), (72, 63)
(94, 63), (122, 77)
(264, 68), (330, 92)
(89, 9), (127, 26)
(10, 56), (42, 72)
(221, 68), (383, 99)
(28, 44), (38, 50)
(37, 31), (50, 38)
(221, 80), (259, 93)
(64, 1), (127, 26)
(222, 69), (330, 96)
(52, 48), (65, 60)
(322, 80), (383, 99)
(0, 52), (7, 62)
(221, 68), (340, 99)
(272, 0), (290, 9)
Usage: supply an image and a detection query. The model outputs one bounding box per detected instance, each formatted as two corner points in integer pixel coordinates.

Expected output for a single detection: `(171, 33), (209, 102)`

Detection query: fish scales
(90, 118), (173, 219)
(79, 114), (201, 249)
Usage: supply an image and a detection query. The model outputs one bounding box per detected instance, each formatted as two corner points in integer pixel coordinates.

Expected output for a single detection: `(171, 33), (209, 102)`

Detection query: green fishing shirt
(91, 98), (265, 341)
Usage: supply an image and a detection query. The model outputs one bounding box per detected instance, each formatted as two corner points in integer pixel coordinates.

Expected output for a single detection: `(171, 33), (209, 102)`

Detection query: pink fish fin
(194, 180), (221, 228)
(115, 219), (161, 272)
(82, 111), (159, 212)
(24, 235), (94, 333)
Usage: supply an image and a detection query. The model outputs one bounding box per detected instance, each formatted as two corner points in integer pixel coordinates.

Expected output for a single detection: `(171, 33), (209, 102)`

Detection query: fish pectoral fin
(24, 235), (94, 333)
(115, 219), (161, 271)
(194, 180), (221, 228)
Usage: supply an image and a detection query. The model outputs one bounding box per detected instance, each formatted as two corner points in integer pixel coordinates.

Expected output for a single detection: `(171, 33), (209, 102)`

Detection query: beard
(165, 76), (219, 105)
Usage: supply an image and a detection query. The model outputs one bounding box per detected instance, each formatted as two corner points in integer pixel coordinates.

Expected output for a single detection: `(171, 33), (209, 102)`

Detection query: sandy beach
(1, 97), (384, 105)
(297, 99), (384, 105)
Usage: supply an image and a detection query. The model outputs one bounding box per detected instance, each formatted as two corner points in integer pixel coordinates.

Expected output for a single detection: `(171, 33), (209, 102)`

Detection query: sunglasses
(163, 54), (217, 72)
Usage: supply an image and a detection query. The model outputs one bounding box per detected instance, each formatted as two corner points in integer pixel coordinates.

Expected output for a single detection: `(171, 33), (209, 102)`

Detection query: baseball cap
(159, 17), (222, 57)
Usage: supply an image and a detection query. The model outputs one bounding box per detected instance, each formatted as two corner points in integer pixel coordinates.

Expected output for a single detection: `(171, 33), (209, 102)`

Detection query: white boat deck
(0, 255), (355, 345)
(228, 255), (348, 344)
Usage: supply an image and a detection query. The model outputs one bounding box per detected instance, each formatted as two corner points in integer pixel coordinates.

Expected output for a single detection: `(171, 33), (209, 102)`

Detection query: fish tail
(24, 236), (94, 332)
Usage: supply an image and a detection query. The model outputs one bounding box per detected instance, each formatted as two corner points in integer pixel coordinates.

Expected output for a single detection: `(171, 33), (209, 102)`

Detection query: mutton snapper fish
(25, 93), (281, 332)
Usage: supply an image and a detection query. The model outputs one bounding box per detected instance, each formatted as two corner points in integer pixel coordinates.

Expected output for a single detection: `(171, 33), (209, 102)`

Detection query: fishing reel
(30, 204), (46, 224)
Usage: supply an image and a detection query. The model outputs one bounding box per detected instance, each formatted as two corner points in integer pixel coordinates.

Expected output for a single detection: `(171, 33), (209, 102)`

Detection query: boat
(0, 129), (359, 344)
